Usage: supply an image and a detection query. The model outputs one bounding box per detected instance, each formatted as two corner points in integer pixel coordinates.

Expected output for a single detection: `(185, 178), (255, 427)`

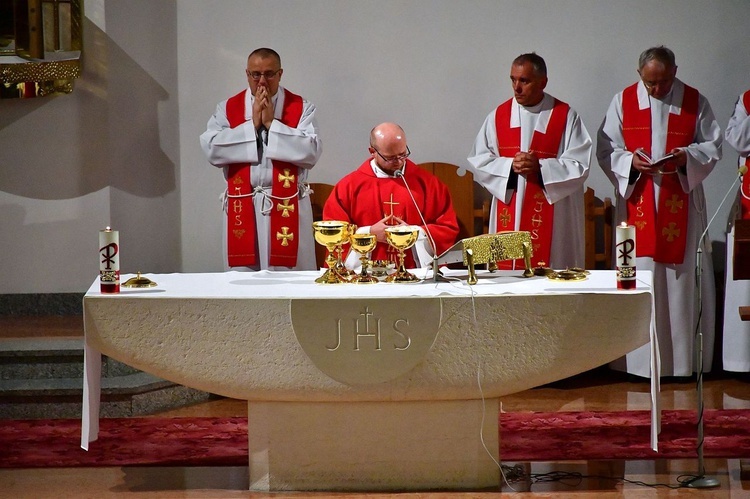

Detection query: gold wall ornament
(0, 0), (83, 99)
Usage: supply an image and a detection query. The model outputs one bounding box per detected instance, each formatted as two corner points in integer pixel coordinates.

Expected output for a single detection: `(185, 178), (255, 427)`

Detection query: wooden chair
(308, 182), (334, 269)
(584, 187), (613, 270)
(417, 162), (489, 240)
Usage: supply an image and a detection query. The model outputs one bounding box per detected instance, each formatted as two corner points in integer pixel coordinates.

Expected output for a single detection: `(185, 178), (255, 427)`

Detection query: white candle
(99, 227), (120, 293)
(615, 222), (636, 289)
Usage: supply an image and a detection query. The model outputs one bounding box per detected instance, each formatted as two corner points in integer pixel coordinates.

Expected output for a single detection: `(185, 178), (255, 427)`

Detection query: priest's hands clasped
(371, 214), (407, 243)
(511, 151), (541, 177)
(252, 85), (275, 131)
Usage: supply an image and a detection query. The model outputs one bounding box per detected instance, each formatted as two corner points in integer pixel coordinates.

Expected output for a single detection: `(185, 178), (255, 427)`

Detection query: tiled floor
(2, 316), (749, 497)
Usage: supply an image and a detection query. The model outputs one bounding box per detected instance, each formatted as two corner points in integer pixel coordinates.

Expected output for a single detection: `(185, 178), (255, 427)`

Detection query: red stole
(741, 91), (750, 219)
(494, 98), (569, 267)
(225, 89), (304, 267)
(622, 82), (698, 264)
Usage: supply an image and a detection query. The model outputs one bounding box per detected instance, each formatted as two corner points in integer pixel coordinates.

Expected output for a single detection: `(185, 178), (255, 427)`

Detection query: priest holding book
(597, 46), (722, 379)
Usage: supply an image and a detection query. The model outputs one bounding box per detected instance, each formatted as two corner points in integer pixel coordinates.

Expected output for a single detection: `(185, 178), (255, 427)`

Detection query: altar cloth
(82, 269), (659, 454)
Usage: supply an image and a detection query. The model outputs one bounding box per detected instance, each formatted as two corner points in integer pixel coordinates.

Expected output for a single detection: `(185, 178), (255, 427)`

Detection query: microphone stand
(685, 167), (744, 488)
(393, 169), (440, 279)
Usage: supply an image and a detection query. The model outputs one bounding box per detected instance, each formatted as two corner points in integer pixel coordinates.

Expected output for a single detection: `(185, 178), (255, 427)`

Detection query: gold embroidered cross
(662, 222), (680, 242)
(232, 229), (246, 239)
(276, 227), (294, 246)
(278, 169), (295, 188)
(665, 195), (684, 214)
(499, 208), (511, 228)
(276, 199), (295, 217)
(383, 193), (399, 219)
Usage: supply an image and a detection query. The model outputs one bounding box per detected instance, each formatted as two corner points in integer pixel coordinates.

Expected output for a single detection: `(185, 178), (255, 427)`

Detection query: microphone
(698, 164), (747, 246)
(690, 163), (746, 486)
(393, 168), (439, 272)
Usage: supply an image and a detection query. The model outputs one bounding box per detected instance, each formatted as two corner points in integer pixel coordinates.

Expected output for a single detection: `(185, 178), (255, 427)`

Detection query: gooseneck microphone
(689, 163), (747, 488)
(393, 169), (439, 269)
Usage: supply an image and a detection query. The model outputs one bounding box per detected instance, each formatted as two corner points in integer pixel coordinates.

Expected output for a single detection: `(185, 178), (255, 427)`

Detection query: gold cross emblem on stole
(276, 199), (295, 217)
(278, 169), (295, 188)
(665, 195), (684, 214)
(662, 222), (680, 242)
(276, 227), (294, 246)
(498, 208), (511, 228)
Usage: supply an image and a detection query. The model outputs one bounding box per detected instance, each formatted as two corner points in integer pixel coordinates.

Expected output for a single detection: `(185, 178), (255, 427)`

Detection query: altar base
(248, 398), (500, 492)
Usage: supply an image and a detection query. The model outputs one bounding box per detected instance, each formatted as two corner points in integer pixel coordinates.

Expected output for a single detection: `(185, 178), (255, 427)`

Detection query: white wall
(1, 0), (748, 293)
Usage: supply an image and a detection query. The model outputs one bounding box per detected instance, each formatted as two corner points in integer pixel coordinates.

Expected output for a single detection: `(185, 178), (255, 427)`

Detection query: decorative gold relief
(0, 0), (83, 99)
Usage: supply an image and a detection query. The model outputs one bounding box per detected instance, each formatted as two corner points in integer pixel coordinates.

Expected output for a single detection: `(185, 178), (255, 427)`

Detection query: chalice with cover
(312, 220), (349, 284)
(384, 225), (421, 283)
(349, 233), (378, 283)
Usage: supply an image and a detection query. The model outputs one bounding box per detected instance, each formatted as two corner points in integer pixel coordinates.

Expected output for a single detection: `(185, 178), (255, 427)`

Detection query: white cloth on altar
(597, 78), (722, 378)
(81, 270), (660, 452)
(723, 91), (750, 372)
(200, 85), (322, 271)
(467, 93), (592, 269)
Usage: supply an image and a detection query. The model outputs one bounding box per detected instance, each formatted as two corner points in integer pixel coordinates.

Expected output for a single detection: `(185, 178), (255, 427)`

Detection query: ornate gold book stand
(432, 231), (534, 284)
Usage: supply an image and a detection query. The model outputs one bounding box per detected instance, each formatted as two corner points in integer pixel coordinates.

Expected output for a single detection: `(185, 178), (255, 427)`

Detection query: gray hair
(638, 46), (676, 70)
(512, 52), (547, 77)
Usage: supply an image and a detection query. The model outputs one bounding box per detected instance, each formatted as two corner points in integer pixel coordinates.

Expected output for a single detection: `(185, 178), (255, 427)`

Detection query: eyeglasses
(372, 145), (411, 163)
(246, 69), (281, 81)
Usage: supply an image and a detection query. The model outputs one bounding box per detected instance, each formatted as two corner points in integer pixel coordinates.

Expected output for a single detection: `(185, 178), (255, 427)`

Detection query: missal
(635, 149), (675, 167)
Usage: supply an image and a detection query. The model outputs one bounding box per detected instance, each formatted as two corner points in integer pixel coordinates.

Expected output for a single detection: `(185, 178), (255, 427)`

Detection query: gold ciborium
(384, 225), (421, 283)
(349, 233), (378, 283)
(313, 220), (349, 283)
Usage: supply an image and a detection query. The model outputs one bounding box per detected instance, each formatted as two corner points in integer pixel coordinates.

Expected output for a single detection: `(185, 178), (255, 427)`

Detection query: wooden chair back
(584, 187), (613, 269)
(308, 182), (335, 269)
(417, 162), (482, 241)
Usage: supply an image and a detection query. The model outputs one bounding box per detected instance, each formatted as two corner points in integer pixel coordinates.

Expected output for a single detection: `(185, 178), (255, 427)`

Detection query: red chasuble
(741, 90), (750, 219)
(225, 89), (303, 267)
(494, 98), (569, 267)
(622, 82), (698, 264)
(323, 159), (459, 268)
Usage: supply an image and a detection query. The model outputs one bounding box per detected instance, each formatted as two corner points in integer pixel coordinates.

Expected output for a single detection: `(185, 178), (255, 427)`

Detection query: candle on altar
(99, 227), (120, 293)
(615, 222), (636, 290)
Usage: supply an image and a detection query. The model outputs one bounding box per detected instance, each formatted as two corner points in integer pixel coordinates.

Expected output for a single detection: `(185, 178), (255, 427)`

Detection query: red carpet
(1, 410), (749, 468)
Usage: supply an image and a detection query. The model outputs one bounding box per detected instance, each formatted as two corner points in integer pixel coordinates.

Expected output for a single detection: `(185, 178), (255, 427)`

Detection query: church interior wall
(0, 0), (747, 295)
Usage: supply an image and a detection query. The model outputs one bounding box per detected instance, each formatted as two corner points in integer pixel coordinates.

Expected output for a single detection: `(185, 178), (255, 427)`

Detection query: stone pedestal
(248, 399), (499, 491)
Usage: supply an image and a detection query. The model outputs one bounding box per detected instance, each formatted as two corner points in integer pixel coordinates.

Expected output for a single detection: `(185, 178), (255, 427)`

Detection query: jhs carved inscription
(327, 306), (411, 352)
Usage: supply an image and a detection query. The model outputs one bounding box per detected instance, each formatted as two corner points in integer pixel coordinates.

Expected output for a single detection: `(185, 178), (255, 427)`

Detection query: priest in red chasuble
(467, 52), (592, 270)
(323, 122), (459, 269)
(597, 46), (722, 379)
(200, 47), (322, 271)
(722, 88), (750, 374)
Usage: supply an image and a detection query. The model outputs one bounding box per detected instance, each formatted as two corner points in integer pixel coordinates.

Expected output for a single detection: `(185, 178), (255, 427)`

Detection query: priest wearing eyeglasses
(200, 47), (322, 271)
(323, 122), (459, 269)
(597, 46), (722, 379)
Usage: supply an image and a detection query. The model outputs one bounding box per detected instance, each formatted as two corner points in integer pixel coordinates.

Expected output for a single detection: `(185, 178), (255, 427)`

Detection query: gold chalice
(335, 223), (358, 279)
(384, 225), (421, 283)
(313, 220), (349, 283)
(349, 233), (378, 283)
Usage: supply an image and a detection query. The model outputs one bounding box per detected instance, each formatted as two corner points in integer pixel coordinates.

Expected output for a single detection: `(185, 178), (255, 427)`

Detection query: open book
(635, 149), (675, 167)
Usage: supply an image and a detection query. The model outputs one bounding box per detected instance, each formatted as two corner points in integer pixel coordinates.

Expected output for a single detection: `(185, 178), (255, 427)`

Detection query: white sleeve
(266, 100), (323, 170)
(538, 107), (592, 204)
(725, 95), (750, 157)
(466, 111), (514, 203)
(199, 100), (260, 166)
